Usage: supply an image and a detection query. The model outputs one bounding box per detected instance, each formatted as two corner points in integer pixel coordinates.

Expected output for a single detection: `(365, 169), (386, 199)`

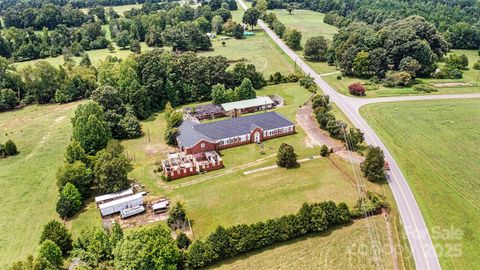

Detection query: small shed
(99, 193), (144, 217)
(152, 200), (169, 213)
(95, 188), (133, 206)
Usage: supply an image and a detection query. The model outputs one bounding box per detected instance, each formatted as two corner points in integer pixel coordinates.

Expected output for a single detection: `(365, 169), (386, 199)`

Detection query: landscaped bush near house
(413, 84), (438, 93)
(348, 83), (366, 96)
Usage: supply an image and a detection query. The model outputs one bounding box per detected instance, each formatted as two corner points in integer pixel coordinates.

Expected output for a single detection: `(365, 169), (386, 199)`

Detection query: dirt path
(296, 105), (343, 149)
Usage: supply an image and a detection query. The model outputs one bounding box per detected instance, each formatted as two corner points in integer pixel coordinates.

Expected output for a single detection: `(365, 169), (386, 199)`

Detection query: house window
(201, 143), (205, 148)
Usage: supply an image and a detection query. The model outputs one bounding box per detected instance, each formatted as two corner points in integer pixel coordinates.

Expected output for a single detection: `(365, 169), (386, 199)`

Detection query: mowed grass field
(0, 102), (82, 268)
(361, 99), (480, 269)
(209, 215), (398, 270)
(273, 9), (338, 75)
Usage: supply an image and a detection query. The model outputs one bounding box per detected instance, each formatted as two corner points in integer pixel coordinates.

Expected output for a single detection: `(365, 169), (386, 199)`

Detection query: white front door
(254, 132), (260, 143)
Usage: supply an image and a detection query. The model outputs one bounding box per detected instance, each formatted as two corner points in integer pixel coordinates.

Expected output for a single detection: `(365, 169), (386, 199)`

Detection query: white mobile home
(120, 205), (145, 219)
(99, 193), (144, 217)
(95, 188), (133, 206)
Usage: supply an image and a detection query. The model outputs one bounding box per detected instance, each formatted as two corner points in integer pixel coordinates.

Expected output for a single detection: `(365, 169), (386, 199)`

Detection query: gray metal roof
(221, 96), (274, 111)
(177, 112), (294, 148)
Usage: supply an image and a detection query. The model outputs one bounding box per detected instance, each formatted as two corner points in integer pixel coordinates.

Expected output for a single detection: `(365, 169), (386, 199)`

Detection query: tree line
(312, 94), (364, 151)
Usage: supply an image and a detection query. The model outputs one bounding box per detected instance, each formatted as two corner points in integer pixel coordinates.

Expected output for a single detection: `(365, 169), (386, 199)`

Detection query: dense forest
(264, 0), (480, 49)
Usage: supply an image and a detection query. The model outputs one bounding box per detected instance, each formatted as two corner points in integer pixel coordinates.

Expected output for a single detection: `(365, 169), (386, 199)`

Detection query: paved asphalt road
(235, 1), (480, 269)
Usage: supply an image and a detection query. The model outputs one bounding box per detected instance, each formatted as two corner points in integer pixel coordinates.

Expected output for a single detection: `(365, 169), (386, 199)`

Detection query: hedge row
(183, 201), (351, 269)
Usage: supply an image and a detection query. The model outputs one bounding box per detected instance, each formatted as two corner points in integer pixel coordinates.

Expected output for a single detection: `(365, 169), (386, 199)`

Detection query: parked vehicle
(384, 160), (391, 171)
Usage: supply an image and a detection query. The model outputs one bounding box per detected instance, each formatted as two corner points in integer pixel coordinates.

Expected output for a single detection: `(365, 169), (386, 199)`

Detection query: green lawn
(361, 99), (480, 270)
(273, 9), (338, 43)
(13, 43), (152, 69)
(0, 102), (82, 268)
(209, 215), (403, 270)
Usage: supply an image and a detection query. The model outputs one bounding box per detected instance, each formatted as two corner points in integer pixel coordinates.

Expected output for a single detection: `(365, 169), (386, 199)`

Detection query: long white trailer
(99, 193), (144, 217)
(95, 188), (133, 206)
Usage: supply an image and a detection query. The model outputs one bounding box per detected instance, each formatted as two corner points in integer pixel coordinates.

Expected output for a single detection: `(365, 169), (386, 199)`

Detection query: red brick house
(177, 112), (295, 155)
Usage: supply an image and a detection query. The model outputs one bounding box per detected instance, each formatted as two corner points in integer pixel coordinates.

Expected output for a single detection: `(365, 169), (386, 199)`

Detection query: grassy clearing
(200, 8), (295, 76)
(209, 215), (400, 270)
(13, 43), (152, 69)
(273, 9), (338, 75)
(0, 101), (82, 269)
(361, 99), (480, 270)
(200, 29), (295, 76)
(273, 9), (338, 43)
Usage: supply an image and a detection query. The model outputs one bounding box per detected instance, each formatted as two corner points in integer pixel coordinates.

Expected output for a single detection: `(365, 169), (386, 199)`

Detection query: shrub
(413, 84), (438, 93)
(382, 71), (412, 87)
(276, 143), (298, 168)
(348, 83), (366, 96)
(299, 75), (317, 91)
(473, 60), (480, 70)
(4, 139), (18, 156)
(165, 128), (179, 146)
(177, 232), (191, 250)
(336, 75), (342, 80)
(320, 144), (329, 157)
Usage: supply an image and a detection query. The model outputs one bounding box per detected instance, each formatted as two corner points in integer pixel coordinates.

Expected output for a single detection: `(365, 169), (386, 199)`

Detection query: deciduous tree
(276, 143), (298, 168)
(40, 220), (73, 256)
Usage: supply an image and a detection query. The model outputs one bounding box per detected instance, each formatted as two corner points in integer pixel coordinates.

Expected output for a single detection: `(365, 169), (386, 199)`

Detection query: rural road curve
(236, 1), (479, 269)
